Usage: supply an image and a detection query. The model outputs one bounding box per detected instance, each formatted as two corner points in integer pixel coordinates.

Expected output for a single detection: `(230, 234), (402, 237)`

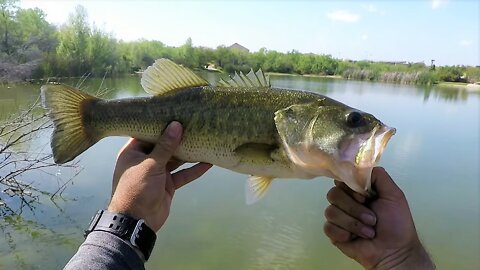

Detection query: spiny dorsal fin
(245, 175), (274, 205)
(141, 58), (209, 95)
(218, 68), (270, 88)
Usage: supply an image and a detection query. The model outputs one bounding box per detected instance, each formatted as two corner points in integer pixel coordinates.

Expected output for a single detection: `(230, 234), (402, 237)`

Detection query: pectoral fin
(245, 176), (274, 205)
(234, 142), (277, 163)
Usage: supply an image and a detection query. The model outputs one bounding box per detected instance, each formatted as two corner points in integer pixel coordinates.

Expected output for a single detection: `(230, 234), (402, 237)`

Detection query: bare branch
(1, 97), (82, 216)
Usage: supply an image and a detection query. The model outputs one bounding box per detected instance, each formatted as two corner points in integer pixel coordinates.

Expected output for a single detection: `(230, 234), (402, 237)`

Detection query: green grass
(437, 81), (469, 89)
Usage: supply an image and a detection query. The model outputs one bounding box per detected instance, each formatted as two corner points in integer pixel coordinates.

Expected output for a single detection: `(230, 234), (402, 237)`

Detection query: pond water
(0, 74), (478, 269)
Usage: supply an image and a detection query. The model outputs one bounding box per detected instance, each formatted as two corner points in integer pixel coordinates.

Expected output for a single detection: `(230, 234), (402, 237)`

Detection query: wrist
(371, 242), (435, 270)
(107, 203), (146, 225)
(85, 210), (157, 261)
(107, 203), (137, 218)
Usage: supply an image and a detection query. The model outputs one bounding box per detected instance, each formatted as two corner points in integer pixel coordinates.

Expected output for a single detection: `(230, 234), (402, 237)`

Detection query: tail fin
(41, 84), (99, 164)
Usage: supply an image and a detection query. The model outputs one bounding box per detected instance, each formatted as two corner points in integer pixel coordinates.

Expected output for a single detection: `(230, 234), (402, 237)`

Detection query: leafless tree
(0, 97), (81, 215)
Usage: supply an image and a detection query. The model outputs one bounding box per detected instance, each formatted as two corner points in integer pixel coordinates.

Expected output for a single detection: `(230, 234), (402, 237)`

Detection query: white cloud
(362, 4), (385, 15)
(460, 40), (472, 47)
(361, 34), (368, 41)
(432, 0), (448, 9)
(365, 4), (378, 13)
(327, 10), (360, 23)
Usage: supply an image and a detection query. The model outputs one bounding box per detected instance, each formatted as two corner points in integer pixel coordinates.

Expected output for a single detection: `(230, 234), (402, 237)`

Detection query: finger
(172, 163), (212, 189)
(327, 186), (376, 226)
(117, 138), (135, 157)
(324, 221), (353, 243)
(164, 176), (176, 198)
(324, 205), (375, 239)
(117, 138), (154, 159)
(149, 121), (183, 166)
(371, 167), (404, 200)
(117, 138), (137, 159)
(128, 138), (155, 154)
(166, 157), (185, 172)
(334, 180), (366, 203)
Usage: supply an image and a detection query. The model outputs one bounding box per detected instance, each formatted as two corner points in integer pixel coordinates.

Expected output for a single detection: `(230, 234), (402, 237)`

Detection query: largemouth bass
(41, 59), (395, 203)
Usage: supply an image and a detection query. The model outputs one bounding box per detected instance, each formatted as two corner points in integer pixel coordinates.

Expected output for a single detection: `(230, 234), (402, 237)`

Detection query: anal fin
(246, 176), (274, 205)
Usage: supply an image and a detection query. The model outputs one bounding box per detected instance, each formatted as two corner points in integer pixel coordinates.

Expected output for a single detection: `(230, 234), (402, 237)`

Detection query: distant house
(228, 43), (249, 52)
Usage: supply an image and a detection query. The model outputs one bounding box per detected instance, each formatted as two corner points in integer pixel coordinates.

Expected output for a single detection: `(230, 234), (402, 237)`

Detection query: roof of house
(228, 43), (249, 52)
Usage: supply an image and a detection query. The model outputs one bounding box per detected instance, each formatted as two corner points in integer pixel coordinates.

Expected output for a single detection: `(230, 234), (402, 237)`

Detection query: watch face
(84, 210), (104, 238)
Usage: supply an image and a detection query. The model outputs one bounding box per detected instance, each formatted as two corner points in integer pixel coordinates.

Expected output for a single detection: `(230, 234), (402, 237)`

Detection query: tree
(56, 5), (91, 76)
(16, 8), (56, 52)
(295, 53), (314, 74)
(0, 0), (18, 55)
(15, 7), (57, 66)
(0, 2), (59, 81)
(177, 37), (195, 67)
(87, 25), (117, 76)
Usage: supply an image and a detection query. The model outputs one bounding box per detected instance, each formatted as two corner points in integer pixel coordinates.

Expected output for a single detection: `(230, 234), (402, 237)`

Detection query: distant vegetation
(1, 1), (479, 85)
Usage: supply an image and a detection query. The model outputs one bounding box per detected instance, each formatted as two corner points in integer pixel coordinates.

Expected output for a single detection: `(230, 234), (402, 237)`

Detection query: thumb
(149, 121), (183, 166)
(371, 167), (405, 200)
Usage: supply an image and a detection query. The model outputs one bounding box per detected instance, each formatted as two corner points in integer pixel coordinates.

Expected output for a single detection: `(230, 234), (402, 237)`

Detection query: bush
(435, 66), (466, 82)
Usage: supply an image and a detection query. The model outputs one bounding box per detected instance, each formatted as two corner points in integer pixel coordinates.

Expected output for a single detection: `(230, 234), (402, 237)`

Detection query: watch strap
(85, 210), (156, 261)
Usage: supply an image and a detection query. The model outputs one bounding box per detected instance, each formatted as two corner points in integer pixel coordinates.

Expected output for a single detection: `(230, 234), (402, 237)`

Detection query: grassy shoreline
(268, 72), (480, 91)
(437, 81), (471, 88)
(4, 72), (479, 93)
(267, 72), (342, 79)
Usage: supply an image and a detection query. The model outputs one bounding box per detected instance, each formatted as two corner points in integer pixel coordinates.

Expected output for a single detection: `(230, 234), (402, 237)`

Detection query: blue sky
(20, 0), (479, 66)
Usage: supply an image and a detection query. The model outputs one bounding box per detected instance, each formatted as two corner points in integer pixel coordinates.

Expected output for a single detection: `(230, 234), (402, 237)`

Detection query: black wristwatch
(84, 210), (157, 261)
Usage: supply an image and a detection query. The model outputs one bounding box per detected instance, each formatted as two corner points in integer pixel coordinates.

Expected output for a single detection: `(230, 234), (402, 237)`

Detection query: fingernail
(361, 226), (375, 239)
(361, 213), (376, 226)
(167, 122), (181, 138)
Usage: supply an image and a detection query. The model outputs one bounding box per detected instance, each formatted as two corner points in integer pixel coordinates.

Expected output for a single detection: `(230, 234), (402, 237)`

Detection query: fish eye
(346, 111), (364, 128)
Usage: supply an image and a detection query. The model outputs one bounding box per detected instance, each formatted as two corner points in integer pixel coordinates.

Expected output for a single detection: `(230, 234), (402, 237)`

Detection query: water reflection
(270, 75), (334, 95)
(0, 76), (478, 269)
(0, 84), (85, 269)
(420, 86), (473, 102)
(240, 215), (306, 270)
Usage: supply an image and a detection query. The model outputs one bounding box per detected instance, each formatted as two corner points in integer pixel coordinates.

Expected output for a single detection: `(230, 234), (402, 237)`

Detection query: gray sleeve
(64, 231), (145, 270)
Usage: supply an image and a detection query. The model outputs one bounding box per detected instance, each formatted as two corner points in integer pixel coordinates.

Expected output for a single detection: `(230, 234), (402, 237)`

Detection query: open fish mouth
(374, 126), (396, 163)
(355, 126), (396, 167)
(327, 125), (396, 196)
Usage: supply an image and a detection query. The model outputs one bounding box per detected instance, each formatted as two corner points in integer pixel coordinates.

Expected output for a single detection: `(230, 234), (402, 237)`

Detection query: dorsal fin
(218, 68), (271, 88)
(141, 58), (209, 95)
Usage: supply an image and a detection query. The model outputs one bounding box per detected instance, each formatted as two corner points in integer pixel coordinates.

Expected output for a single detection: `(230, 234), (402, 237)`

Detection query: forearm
(371, 243), (435, 270)
(64, 231), (145, 270)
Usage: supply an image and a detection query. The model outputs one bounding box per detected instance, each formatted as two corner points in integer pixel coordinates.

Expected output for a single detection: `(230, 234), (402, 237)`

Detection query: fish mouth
(280, 123), (396, 196)
(374, 126), (396, 163)
(354, 125), (396, 167)
(331, 125), (395, 196)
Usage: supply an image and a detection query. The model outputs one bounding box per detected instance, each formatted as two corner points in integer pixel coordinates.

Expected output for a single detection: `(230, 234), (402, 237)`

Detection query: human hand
(324, 167), (435, 270)
(108, 121), (212, 232)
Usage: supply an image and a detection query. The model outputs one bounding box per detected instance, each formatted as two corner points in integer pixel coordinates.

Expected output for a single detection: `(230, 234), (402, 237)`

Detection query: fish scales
(85, 87), (336, 174)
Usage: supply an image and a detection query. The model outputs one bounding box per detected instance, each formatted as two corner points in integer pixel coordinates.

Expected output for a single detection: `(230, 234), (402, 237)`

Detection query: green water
(0, 75), (478, 269)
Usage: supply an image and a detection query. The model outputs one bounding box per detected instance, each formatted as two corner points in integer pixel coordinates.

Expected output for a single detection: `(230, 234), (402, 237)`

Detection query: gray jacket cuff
(64, 231), (145, 270)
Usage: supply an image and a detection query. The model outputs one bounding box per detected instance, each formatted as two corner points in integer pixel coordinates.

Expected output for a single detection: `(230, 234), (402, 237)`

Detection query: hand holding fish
(108, 122), (212, 232)
(324, 167), (435, 269)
